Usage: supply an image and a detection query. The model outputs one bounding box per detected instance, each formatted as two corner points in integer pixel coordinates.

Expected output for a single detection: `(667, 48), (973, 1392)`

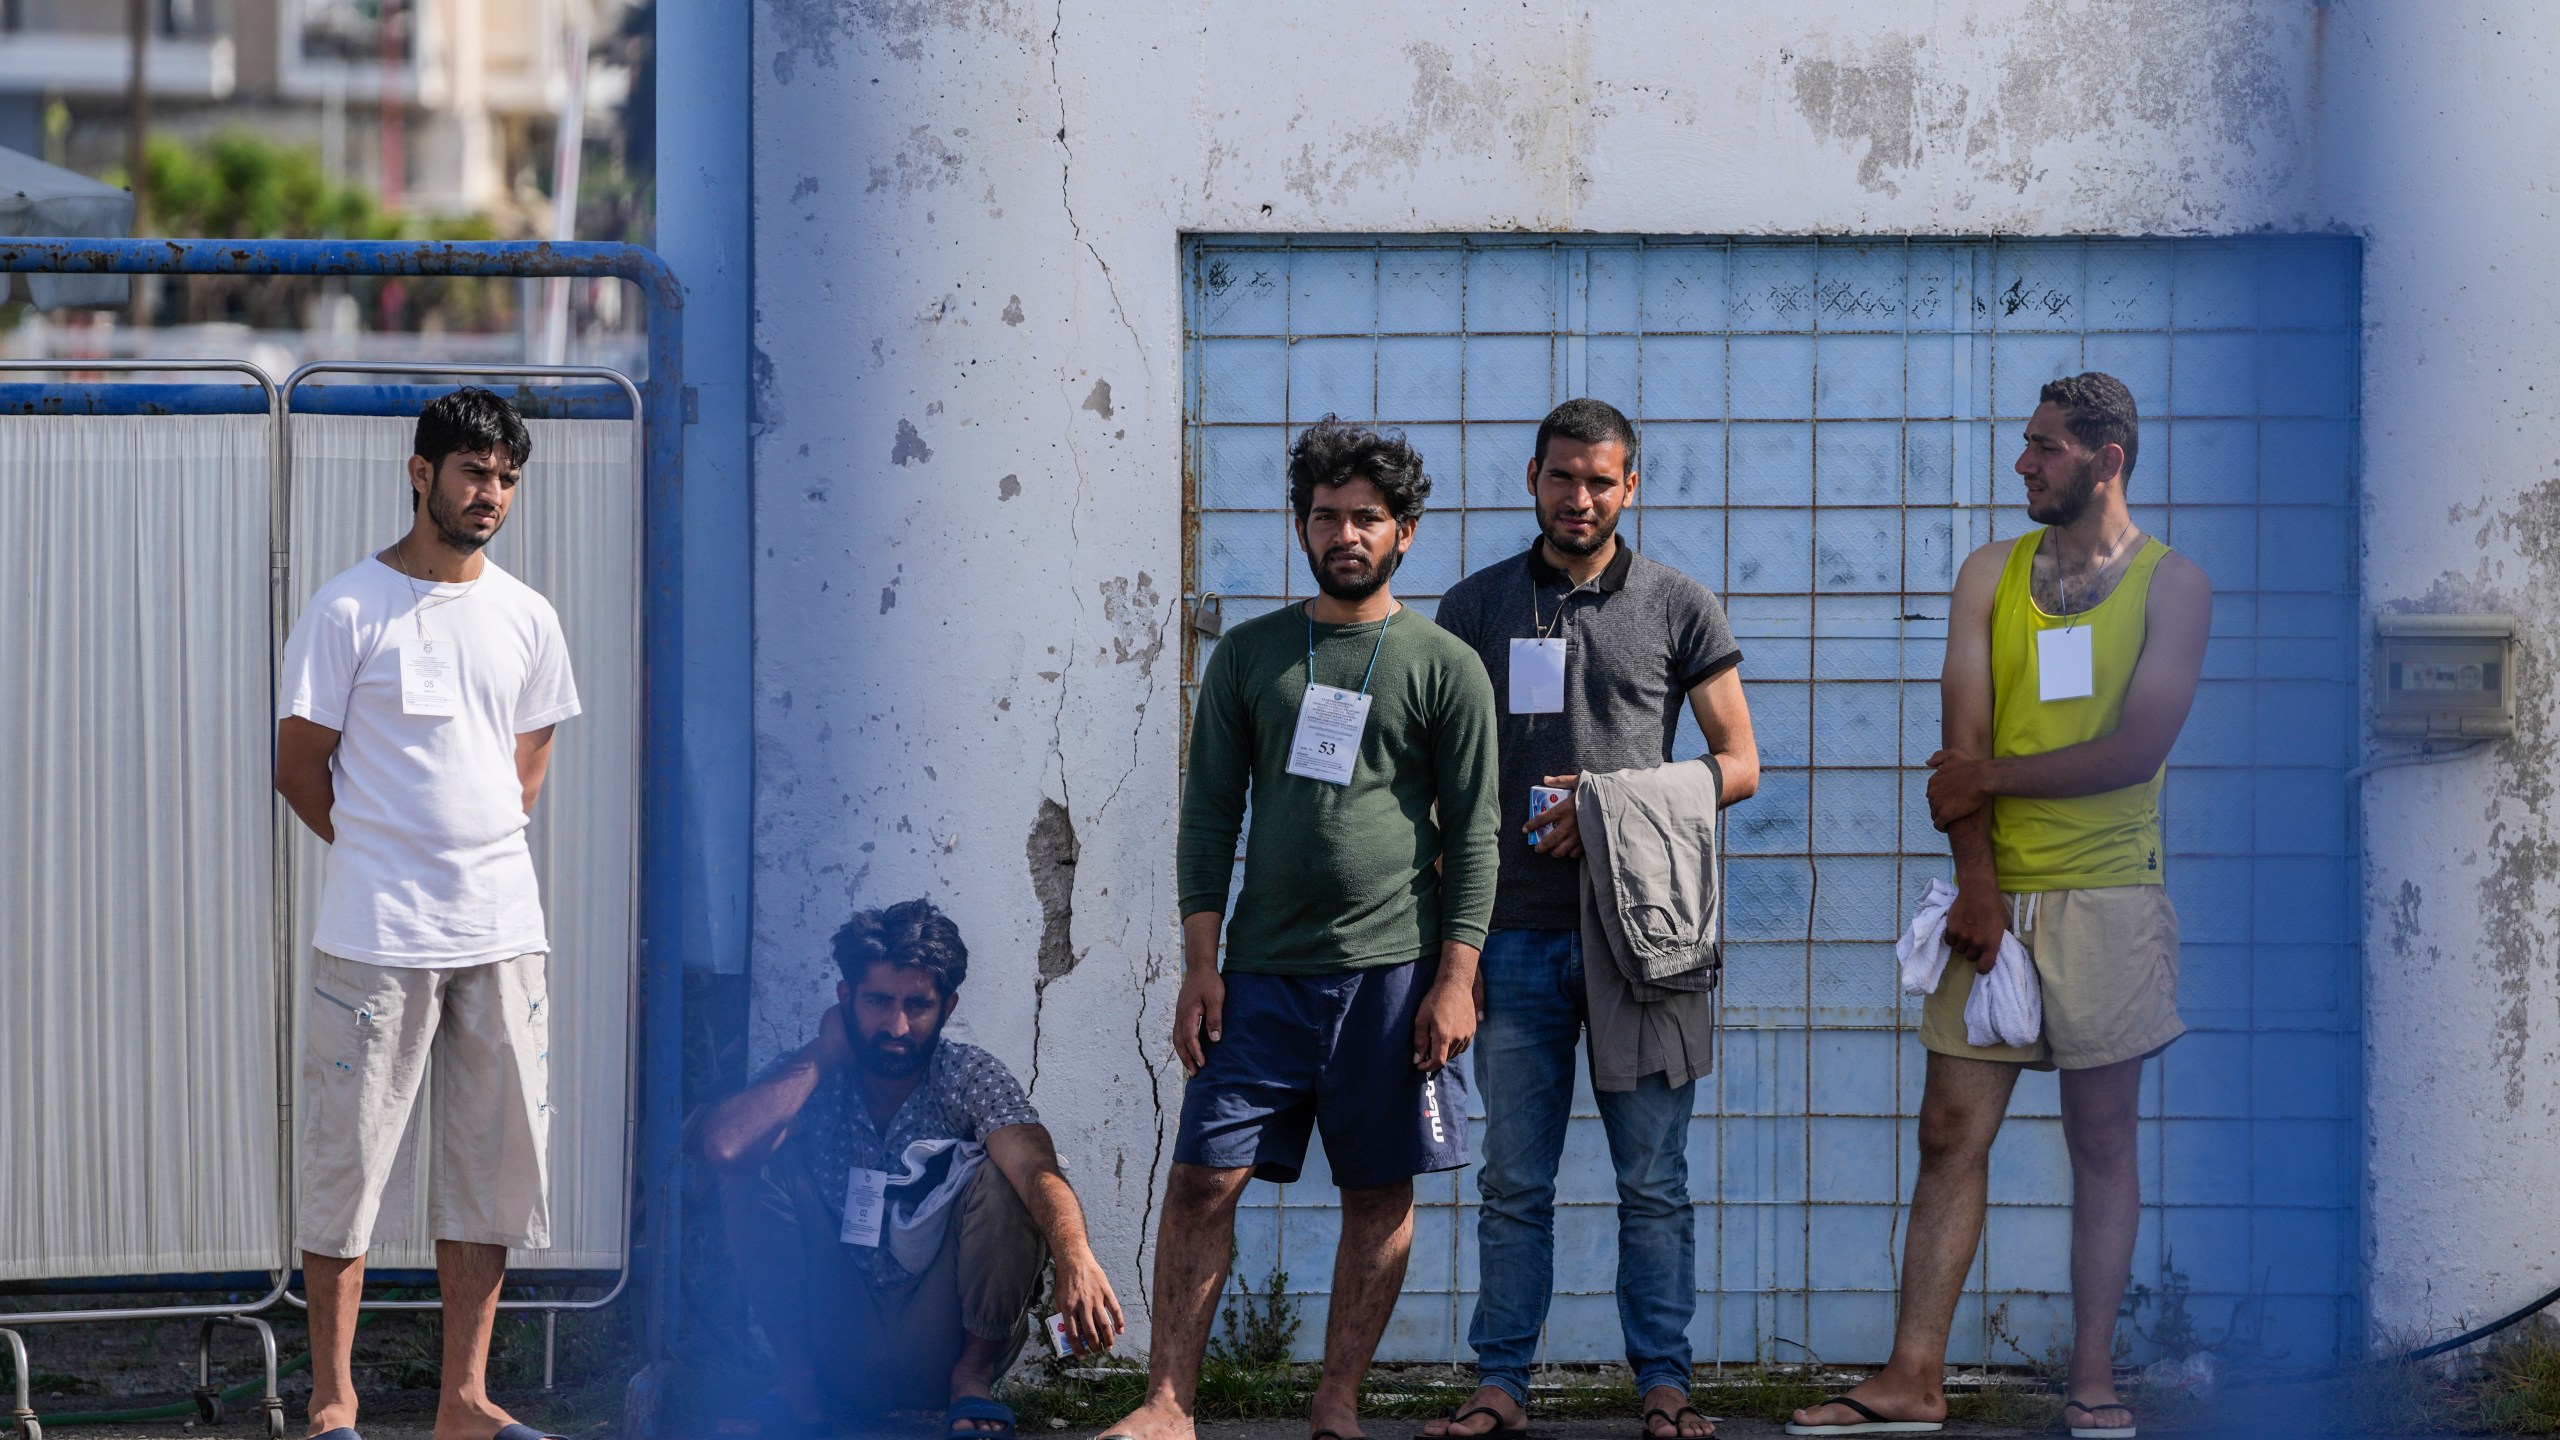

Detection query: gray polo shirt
(1435, 542), (1742, 931)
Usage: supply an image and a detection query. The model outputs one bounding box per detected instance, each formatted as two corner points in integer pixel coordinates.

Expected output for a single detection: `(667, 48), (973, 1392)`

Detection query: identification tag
(1509, 637), (1567, 714)
(2037, 625), (2096, 702)
(840, 1167), (889, 1247)
(1285, 683), (1373, 785)
(399, 646), (460, 716)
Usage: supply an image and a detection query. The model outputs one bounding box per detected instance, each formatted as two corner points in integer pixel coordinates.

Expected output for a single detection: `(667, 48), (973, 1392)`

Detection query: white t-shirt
(279, 556), (582, 967)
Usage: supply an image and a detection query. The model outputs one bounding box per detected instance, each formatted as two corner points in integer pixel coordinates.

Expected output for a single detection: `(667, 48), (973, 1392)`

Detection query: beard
(426, 480), (503, 553)
(860, 1028), (941, 1080)
(2027, 457), (2100, 527)
(1305, 539), (1401, 602)
(1538, 496), (1622, 557)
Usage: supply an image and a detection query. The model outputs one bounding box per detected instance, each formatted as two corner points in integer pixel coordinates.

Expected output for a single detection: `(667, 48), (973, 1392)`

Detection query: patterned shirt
(779, 1038), (1040, 1282)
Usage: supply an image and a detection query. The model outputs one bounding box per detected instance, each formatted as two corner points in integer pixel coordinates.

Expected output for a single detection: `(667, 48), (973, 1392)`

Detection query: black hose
(2392, 1278), (2560, 1364)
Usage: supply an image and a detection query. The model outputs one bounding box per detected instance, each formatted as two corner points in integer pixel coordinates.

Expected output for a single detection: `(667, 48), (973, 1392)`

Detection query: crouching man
(701, 899), (1125, 1438)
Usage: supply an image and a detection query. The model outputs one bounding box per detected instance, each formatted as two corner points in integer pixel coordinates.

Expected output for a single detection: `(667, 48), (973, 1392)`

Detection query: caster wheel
(264, 1405), (288, 1440)
(194, 1390), (225, 1425)
(16, 1417), (42, 1440)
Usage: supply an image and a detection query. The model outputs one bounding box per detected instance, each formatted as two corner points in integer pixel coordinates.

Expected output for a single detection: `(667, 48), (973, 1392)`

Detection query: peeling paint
(998, 472), (1022, 500)
(891, 418), (933, 465)
(1002, 294), (1024, 325)
(1097, 571), (1165, 673)
(1786, 0), (2299, 212)
(764, 0), (1036, 70)
(1027, 797), (1080, 983)
(867, 124), (970, 196)
(1282, 41), (1574, 211)
(1081, 378), (1114, 419)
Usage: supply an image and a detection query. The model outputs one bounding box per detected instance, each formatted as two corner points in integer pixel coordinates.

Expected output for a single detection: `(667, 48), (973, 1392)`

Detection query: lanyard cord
(1304, 602), (1394, 696)
(1528, 564), (1595, 640)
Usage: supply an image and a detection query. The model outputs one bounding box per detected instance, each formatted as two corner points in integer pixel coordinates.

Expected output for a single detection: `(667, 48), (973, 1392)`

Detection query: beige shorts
(298, 949), (552, 1259)
(1920, 885), (2184, 1071)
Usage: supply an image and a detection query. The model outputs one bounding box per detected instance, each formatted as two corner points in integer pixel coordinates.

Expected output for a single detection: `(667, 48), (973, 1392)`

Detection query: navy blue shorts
(1172, 955), (1470, 1189)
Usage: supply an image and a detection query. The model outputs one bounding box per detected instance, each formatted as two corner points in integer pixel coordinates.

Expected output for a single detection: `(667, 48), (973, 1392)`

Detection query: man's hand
(809, 1002), (857, 1072)
(1926, 749), (1995, 832)
(1413, 961), (1478, 1072)
(1051, 1249), (1128, 1356)
(1944, 882), (2008, 976)
(1173, 966), (1226, 1076)
(1527, 772), (1585, 859)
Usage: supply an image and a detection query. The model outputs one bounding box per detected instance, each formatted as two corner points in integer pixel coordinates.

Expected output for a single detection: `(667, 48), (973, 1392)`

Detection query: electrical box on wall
(2373, 614), (2516, 737)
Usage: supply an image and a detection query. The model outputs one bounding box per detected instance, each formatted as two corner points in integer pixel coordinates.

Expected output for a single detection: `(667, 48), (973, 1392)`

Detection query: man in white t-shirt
(274, 386), (581, 1440)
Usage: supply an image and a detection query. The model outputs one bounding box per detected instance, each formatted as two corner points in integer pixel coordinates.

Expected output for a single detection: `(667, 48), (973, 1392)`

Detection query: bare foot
(306, 1397), (359, 1440)
(1419, 1385), (1524, 1437)
(432, 1393), (523, 1440)
(1098, 1397), (1197, 1440)
(1307, 1391), (1368, 1440)
(1786, 1371), (1947, 1433)
(1640, 1383), (1714, 1438)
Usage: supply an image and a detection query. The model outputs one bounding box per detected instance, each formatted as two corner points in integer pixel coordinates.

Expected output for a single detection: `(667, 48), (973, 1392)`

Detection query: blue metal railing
(0, 238), (691, 1363)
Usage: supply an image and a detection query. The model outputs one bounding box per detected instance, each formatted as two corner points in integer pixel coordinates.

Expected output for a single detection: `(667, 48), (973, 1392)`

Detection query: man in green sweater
(1104, 417), (1499, 1440)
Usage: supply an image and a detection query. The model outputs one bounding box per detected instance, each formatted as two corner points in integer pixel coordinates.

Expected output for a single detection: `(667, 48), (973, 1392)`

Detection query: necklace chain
(2057, 520), (2136, 620)
(393, 536), (474, 650)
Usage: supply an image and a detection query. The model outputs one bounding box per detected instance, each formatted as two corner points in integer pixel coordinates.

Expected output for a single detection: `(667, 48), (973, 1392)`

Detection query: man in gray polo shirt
(1426, 398), (1761, 1440)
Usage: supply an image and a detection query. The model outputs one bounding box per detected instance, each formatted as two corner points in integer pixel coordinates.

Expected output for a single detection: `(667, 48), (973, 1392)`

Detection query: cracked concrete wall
(739, 0), (2545, 1348)
(2312, 1), (2560, 1345)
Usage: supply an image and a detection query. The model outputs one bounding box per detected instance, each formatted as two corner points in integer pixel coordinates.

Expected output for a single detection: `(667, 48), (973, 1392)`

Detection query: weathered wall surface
(743, 0), (2539, 1348)
(2315, 2), (2560, 1344)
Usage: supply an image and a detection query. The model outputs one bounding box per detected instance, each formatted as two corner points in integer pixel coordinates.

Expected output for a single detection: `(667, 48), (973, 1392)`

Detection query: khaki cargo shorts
(1920, 885), (2184, 1071)
(297, 949), (553, 1259)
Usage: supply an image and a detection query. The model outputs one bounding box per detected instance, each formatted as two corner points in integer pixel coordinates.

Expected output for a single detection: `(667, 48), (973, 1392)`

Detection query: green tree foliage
(100, 131), (512, 331)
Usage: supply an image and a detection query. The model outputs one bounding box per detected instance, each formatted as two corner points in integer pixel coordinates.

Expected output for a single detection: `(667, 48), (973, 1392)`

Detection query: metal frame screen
(1181, 235), (2361, 1367)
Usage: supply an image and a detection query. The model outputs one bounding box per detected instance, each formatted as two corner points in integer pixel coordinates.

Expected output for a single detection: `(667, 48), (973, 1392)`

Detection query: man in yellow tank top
(1789, 374), (2212, 1440)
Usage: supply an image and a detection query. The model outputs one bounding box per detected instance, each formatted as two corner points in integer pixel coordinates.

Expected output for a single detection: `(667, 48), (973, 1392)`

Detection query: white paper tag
(1509, 637), (1567, 714)
(399, 645), (460, 716)
(840, 1167), (888, 1247)
(2037, 625), (2096, 702)
(1284, 682), (1373, 786)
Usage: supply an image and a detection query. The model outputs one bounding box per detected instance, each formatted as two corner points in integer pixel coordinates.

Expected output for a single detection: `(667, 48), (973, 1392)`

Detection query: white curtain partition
(285, 413), (640, 1272)
(0, 414), (283, 1280)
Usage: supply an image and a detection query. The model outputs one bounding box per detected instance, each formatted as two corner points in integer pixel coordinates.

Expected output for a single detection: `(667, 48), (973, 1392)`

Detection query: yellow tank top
(1988, 528), (2170, 891)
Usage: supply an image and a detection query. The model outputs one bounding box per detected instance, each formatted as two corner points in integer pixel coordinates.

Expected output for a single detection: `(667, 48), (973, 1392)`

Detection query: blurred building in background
(0, 0), (649, 373)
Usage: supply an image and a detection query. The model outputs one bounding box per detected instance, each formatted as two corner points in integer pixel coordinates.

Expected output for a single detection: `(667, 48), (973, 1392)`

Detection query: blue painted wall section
(1186, 235), (2364, 1364)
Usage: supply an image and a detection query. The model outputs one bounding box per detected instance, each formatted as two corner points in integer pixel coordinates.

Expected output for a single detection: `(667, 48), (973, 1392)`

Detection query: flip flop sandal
(1642, 1404), (1715, 1438)
(1783, 1395), (1945, 1436)
(2063, 1400), (2137, 1440)
(310, 1430), (363, 1440)
(946, 1397), (1019, 1440)
(1415, 1405), (1528, 1440)
(1312, 1431), (1370, 1440)
(492, 1426), (572, 1440)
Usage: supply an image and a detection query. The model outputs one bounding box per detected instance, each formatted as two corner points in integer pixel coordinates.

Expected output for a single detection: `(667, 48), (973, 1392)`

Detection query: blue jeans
(1468, 928), (1696, 1403)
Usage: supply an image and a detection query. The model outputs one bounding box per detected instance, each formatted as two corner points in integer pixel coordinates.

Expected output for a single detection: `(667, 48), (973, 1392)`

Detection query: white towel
(1897, 877), (2043, 1049)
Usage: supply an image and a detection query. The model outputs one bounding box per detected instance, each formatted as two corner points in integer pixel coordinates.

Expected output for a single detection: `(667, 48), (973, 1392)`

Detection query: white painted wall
(744, 0), (2547, 1350)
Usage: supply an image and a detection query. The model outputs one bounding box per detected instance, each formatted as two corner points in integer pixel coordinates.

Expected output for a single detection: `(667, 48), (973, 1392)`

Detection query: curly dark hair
(2037, 372), (2140, 483)
(1287, 415), (1432, 526)
(1534, 397), (1639, 471)
(832, 897), (969, 998)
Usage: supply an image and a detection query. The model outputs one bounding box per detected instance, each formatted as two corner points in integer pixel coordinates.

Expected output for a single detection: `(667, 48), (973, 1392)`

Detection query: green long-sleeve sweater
(1177, 601), (1500, 975)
